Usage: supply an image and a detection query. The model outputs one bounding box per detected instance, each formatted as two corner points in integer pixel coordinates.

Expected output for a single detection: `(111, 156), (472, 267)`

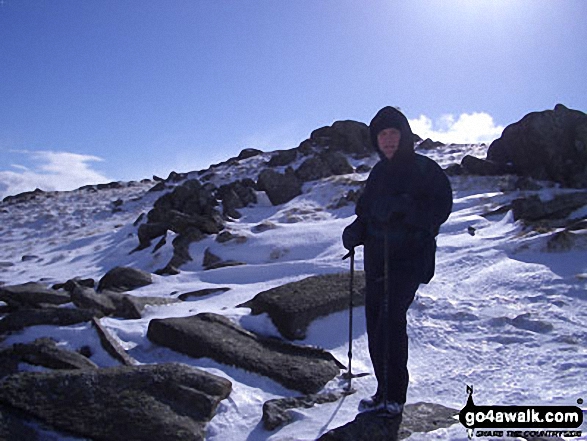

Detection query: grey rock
(487, 104), (587, 187)
(72, 284), (178, 319)
(202, 248), (245, 271)
(0, 363), (232, 441)
(257, 168), (302, 205)
(0, 283), (71, 309)
(311, 121), (371, 156)
(0, 308), (100, 335)
(263, 391), (350, 430)
(511, 192), (587, 223)
(237, 148), (263, 160)
(295, 151), (353, 183)
(178, 287), (231, 301)
(11, 337), (98, 370)
(97, 266), (153, 292)
(71, 285), (116, 315)
(318, 402), (459, 440)
(417, 138), (445, 150)
(268, 149), (298, 167)
(239, 272), (365, 340)
(147, 313), (344, 394)
(461, 155), (511, 176)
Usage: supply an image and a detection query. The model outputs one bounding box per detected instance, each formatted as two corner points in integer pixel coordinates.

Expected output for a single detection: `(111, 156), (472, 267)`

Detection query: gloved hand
(342, 218), (365, 250)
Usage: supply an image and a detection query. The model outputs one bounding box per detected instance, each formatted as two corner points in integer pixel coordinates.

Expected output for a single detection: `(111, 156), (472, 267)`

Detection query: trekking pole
(342, 249), (369, 393)
(382, 225), (391, 409)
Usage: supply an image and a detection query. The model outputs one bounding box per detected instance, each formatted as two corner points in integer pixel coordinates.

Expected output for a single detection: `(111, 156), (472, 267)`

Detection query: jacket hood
(369, 106), (415, 162)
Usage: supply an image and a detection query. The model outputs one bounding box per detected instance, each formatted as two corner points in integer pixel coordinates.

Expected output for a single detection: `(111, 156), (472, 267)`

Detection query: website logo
(459, 386), (584, 439)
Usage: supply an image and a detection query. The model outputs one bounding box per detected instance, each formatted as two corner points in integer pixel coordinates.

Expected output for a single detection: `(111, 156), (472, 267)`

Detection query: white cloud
(409, 112), (504, 144)
(0, 150), (111, 200)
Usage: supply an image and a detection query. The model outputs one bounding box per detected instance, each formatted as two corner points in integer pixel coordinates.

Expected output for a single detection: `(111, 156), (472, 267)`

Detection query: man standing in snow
(342, 106), (452, 416)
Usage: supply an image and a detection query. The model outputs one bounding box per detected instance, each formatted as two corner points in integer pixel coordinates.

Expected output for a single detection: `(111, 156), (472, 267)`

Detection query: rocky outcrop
(136, 178), (224, 250)
(257, 168), (303, 206)
(147, 312), (344, 394)
(310, 121), (371, 156)
(268, 149), (298, 167)
(510, 192), (587, 224)
(0, 308), (100, 335)
(318, 402), (459, 440)
(0, 363), (232, 441)
(202, 248), (245, 270)
(239, 272), (366, 340)
(417, 138), (445, 150)
(263, 391), (350, 430)
(0, 282), (71, 310)
(295, 150), (354, 182)
(8, 337), (98, 370)
(72, 284), (179, 319)
(460, 155), (512, 176)
(487, 104), (587, 187)
(97, 266), (153, 292)
(216, 179), (257, 219)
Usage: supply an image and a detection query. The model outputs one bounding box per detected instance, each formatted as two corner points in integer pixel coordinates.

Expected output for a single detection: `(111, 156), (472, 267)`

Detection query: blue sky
(1, 0), (586, 198)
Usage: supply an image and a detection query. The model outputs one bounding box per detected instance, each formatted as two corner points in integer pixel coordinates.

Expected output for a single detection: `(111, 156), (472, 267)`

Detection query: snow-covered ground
(0, 143), (586, 440)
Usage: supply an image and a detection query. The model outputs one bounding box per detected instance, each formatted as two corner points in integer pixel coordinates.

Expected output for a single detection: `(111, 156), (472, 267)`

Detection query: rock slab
(0, 363), (232, 441)
(239, 272), (366, 340)
(147, 312), (344, 394)
(318, 402), (459, 440)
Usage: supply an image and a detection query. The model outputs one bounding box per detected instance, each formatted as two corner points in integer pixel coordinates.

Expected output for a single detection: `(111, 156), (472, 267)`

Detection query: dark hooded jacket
(343, 107), (452, 284)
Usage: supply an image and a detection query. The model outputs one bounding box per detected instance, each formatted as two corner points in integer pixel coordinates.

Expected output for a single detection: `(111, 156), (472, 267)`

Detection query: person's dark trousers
(364, 269), (420, 404)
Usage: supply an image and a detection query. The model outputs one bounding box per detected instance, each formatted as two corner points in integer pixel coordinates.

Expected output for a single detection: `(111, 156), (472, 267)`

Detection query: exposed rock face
(9, 337), (98, 370)
(0, 308), (100, 335)
(97, 266), (153, 292)
(137, 178), (224, 250)
(71, 284), (179, 319)
(318, 402), (459, 440)
(147, 312), (344, 394)
(239, 272), (366, 340)
(460, 155), (512, 176)
(310, 120), (371, 156)
(295, 151), (354, 183)
(268, 149), (298, 167)
(0, 282), (71, 309)
(0, 363), (232, 441)
(510, 192), (587, 224)
(202, 248), (245, 271)
(216, 179), (257, 219)
(263, 391), (350, 431)
(417, 138), (445, 150)
(257, 168), (303, 205)
(487, 104), (587, 187)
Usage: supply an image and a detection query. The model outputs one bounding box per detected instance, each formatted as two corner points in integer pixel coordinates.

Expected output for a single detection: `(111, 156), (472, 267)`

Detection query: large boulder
(97, 266), (153, 292)
(318, 402), (459, 440)
(9, 337), (98, 370)
(257, 168), (302, 205)
(0, 363), (232, 441)
(136, 178), (224, 250)
(487, 104), (587, 187)
(239, 272), (366, 340)
(72, 284), (179, 319)
(0, 308), (100, 335)
(311, 121), (371, 156)
(295, 151), (354, 182)
(147, 312), (344, 394)
(0, 283), (71, 309)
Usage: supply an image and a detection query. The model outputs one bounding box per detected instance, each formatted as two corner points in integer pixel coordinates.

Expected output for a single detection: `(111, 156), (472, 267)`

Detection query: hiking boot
(359, 395), (404, 417)
(358, 393), (382, 412)
(375, 401), (404, 417)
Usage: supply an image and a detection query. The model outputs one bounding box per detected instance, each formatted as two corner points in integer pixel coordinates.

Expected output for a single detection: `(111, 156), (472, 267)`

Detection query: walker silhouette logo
(459, 386), (584, 439)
